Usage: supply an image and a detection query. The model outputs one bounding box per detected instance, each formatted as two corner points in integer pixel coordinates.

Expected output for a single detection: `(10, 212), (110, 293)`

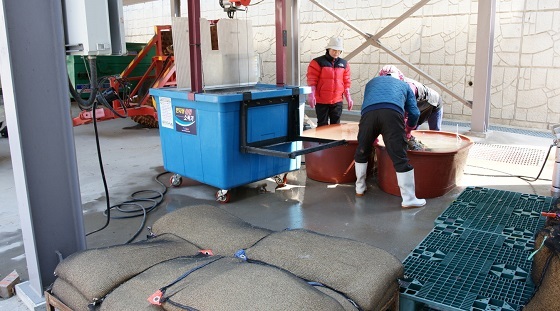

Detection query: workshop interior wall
(123, 0), (560, 130)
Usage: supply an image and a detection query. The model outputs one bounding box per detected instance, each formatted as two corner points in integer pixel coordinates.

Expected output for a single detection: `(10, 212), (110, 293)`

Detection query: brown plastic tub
(376, 130), (473, 198)
(302, 123), (373, 184)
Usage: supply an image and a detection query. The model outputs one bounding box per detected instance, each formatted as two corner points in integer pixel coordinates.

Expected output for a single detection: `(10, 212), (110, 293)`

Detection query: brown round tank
(302, 123), (372, 184)
(376, 130), (473, 198)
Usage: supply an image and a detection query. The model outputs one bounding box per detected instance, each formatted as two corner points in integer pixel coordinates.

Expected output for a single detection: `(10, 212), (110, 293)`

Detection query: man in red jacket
(306, 37), (353, 126)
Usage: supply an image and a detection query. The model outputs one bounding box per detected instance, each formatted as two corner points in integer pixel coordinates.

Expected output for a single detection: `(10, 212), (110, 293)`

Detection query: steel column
(285, 0), (300, 86)
(470, 0), (496, 134)
(275, 0), (287, 86)
(171, 0), (181, 17)
(550, 124), (560, 196)
(187, 0), (203, 94)
(0, 0), (86, 300)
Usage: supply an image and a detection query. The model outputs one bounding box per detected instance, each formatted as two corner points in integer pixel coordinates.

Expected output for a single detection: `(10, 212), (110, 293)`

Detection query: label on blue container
(175, 106), (197, 135)
(159, 97), (174, 129)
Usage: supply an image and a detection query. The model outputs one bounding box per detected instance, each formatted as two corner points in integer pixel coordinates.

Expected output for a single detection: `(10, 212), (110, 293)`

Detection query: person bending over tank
(378, 65), (443, 131)
(354, 71), (426, 209)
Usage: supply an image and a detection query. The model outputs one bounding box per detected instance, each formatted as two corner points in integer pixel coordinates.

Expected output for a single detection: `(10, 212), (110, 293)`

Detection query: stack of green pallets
(400, 186), (554, 311)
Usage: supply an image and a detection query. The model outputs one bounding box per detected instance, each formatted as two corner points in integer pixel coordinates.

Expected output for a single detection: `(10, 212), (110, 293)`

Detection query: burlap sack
(524, 226), (560, 310)
(161, 257), (347, 311)
(101, 256), (210, 311)
(315, 286), (360, 311)
(51, 278), (91, 311)
(55, 233), (200, 302)
(150, 204), (273, 255)
(245, 228), (403, 311)
(102, 256), (347, 311)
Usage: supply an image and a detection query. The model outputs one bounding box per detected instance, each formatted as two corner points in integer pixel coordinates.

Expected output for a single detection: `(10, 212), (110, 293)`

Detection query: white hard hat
(325, 37), (344, 51)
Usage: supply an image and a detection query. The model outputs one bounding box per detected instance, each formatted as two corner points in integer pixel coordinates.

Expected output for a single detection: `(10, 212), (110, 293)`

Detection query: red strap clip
(541, 212), (558, 218)
(199, 249), (214, 256)
(148, 289), (164, 305)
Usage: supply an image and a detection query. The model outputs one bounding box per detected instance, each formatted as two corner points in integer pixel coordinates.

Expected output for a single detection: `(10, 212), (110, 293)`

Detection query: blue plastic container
(150, 84), (310, 190)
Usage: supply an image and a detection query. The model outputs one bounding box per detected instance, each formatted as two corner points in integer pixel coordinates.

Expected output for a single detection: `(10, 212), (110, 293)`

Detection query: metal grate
(441, 121), (554, 139)
(468, 143), (548, 166)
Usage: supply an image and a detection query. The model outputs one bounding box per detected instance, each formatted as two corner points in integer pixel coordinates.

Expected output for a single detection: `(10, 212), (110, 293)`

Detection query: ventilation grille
(441, 121), (554, 139)
(468, 143), (547, 166)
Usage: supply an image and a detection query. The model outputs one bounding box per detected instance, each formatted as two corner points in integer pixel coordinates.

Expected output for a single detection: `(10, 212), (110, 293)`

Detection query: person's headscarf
(378, 65), (404, 81)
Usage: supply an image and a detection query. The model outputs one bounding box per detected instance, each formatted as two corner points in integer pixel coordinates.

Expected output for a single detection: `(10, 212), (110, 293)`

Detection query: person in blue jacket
(354, 70), (426, 208)
(379, 65), (443, 131)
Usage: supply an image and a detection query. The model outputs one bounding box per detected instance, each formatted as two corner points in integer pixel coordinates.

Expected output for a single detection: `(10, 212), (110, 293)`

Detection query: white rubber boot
(396, 169), (426, 208)
(355, 162), (368, 197)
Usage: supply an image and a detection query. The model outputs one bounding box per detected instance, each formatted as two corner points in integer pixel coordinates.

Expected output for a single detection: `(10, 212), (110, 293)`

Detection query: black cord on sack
(526, 251), (556, 304)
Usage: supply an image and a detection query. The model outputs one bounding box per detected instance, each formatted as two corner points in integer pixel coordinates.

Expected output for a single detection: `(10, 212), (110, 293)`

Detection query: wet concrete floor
(0, 104), (557, 308)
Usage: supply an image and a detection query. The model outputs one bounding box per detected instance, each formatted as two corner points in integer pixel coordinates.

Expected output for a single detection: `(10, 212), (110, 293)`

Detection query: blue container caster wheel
(170, 174), (182, 187)
(215, 190), (231, 203)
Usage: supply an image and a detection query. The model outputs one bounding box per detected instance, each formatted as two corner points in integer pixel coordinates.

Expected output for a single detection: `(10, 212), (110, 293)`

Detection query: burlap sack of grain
(101, 256), (212, 311)
(150, 204), (273, 255)
(50, 278), (91, 311)
(314, 286), (359, 311)
(54, 233), (200, 303)
(524, 225), (560, 311)
(244, 228), (403, 311)
(102, 256), (351, 311)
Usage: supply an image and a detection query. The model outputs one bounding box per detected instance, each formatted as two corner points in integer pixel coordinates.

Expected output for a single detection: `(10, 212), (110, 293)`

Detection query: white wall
(123, 0), (560, 130)
(123, 0), (171, 42)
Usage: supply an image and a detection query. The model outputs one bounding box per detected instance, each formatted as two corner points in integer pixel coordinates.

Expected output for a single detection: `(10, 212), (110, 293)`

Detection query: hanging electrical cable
(82, 76), (170, 243)
(69, 56), (99, 110)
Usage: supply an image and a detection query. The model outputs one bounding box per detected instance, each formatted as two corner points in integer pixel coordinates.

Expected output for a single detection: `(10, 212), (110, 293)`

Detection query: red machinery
(220, 0), (251, 19)
(229, 0), (251, 5)
(72, 25), (176, 127)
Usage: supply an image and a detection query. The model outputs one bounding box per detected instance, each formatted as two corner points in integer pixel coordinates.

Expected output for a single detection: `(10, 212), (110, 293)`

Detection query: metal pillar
(187, 0), (203, 94)
(552, 124), (560, 196)
(285, 0), (300, 86)
(0, 0), (86, 305)
(171, 0), (181, 17)
(470, 0), (496, 135)
(275, 0), (287, 86)
(108, 0), (127, 55)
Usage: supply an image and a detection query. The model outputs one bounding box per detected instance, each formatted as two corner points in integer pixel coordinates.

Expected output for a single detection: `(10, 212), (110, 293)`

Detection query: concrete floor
(0, 103), (557, 309)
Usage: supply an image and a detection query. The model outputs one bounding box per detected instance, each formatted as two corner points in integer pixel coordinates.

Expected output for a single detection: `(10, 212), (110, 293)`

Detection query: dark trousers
(315, 102), (343, 126)
(354, 109), (413, 173)
(417, 99), (443, 131)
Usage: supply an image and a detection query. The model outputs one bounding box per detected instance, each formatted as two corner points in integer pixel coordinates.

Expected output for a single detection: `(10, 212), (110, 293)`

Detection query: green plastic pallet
(400, 229), (534, 311)
(399, 187), (556, 311)
(435, 187), (552, 235)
